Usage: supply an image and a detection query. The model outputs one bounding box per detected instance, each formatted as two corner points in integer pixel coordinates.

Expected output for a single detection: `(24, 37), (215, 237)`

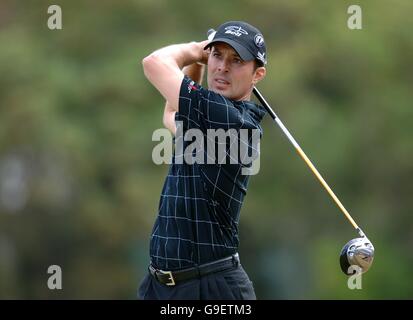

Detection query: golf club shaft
(206, 28), (365, 238)
(253, 87), (365, 237)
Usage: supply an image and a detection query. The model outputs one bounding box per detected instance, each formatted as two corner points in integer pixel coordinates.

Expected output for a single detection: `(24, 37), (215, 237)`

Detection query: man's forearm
(156, 42), (204, 68)
(143, 38), (209, 135)
(142, 40), (209, 114)
(143, 41), (208, 80)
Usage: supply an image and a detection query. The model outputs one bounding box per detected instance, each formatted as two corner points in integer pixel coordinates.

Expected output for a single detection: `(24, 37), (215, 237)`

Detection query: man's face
(207, 43), (265, 101)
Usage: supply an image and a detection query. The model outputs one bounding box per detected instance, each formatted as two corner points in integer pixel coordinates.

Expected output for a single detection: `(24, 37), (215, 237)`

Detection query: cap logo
(254, 34), (265, 47)
(224, 26), (248, 37)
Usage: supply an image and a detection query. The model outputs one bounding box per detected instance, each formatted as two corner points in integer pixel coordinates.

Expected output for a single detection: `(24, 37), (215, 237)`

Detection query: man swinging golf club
(139, 20), (374, 300)
(139, 21), (267, 300)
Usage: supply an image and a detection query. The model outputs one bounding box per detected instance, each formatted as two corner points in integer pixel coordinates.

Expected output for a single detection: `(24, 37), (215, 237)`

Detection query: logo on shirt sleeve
(188, 80), (198, 93)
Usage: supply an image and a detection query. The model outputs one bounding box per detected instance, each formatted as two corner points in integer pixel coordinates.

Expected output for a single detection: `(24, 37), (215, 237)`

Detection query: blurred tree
(0, 0), (412, 299)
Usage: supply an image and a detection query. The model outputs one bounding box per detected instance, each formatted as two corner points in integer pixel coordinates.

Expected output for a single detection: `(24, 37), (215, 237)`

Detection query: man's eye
(233, 58), (242, 64)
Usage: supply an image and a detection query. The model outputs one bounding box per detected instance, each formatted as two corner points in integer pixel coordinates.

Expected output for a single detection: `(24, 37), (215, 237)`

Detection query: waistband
(148, 253), (240, 286)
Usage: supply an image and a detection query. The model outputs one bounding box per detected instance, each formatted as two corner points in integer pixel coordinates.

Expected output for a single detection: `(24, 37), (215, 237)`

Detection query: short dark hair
(254, 59), (265, 70)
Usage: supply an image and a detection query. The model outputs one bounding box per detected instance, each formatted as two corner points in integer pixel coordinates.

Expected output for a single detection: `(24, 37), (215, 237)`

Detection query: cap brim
(204, 38), (255, 61)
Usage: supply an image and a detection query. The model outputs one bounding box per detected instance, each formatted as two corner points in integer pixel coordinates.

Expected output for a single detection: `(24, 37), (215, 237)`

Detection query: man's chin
(211, 86), (230, 97)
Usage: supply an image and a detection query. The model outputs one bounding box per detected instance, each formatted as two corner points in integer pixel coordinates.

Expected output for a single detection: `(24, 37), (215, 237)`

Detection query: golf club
(206, 28), (375, 275)
(252, 87), (375, 274)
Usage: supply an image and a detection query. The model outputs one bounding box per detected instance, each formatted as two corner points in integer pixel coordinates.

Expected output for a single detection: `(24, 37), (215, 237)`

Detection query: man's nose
(217, 59), (230, 72)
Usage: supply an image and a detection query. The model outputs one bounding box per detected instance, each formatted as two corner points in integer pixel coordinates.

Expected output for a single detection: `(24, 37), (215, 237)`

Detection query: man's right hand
(198, 39), (210, 65)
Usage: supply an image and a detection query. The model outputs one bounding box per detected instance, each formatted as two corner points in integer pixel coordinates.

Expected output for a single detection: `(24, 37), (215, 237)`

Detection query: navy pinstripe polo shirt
(149, 76), (266, 270)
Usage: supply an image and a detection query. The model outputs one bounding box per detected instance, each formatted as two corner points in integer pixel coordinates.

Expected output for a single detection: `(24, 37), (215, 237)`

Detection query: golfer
(139, 21), (267, 300)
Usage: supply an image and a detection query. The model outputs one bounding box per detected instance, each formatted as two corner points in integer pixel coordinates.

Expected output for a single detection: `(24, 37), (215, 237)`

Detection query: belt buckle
(159, 270), (176, 286)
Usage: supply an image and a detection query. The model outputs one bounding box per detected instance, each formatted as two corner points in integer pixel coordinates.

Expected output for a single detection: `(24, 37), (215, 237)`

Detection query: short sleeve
(176, 76), (244, 133)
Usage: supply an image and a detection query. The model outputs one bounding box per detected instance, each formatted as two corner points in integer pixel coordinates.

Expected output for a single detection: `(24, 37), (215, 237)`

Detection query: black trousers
(138, 264), (256, 300)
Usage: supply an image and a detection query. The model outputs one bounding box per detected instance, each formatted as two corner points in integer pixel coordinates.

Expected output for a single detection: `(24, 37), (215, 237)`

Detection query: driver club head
(340, 237), (375, 275)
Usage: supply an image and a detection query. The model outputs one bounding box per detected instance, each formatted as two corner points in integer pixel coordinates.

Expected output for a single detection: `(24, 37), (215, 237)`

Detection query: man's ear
(253, 67), (266, 85)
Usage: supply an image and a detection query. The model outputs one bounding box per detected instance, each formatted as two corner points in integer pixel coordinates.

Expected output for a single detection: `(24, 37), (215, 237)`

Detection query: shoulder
(180, 76), (238, 109)
(239, 101), (267, 122)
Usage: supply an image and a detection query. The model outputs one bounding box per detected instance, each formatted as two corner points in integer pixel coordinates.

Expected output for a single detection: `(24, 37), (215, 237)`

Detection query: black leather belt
(149, 253), (240, 286)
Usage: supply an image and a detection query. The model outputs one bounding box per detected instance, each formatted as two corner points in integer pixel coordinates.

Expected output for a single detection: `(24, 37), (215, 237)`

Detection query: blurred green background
(0, 0), (412, 299)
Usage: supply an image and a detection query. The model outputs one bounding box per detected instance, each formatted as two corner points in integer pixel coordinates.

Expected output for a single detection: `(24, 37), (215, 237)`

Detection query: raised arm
(142, 40), (209, 113)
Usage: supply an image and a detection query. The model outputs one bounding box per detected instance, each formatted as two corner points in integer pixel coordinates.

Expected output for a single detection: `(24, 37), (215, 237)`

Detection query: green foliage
(0, 0), (412, 299)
